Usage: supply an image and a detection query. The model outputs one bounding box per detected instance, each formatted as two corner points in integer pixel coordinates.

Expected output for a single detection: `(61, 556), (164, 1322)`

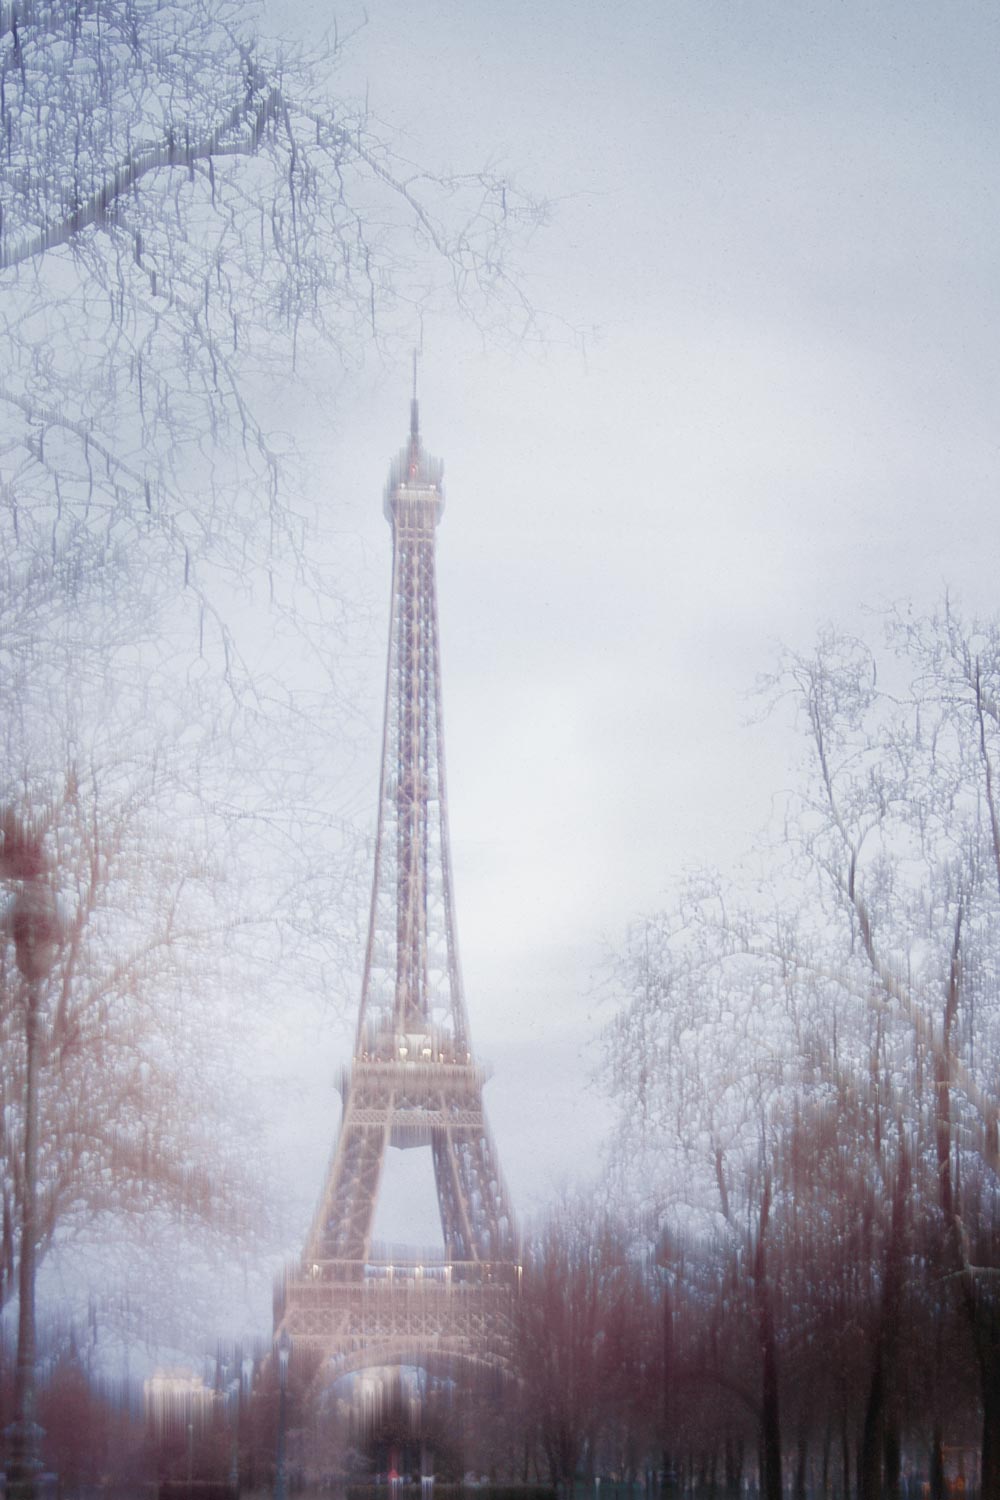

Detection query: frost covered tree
(0, 0), (538, 1173)
(0, 0), (540, 1343)
(515, 1197), (649, 1488)
(608, 889), (820, 1500)
(760, 617), (1000, 1498)
(608, 607), (1000, 1500)
(0, 0), (537, 678)
(0, 725), (267, 1332)
(0, 524), (364, 1365)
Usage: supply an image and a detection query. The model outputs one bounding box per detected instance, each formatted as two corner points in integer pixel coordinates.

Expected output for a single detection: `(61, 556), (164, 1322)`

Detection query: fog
(261, 0), (1000, 1240)
(3, 0), (1000, 1436)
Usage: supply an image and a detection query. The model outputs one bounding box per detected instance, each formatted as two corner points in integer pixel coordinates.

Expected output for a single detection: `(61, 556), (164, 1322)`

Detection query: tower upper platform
(383, 398), (445, 524)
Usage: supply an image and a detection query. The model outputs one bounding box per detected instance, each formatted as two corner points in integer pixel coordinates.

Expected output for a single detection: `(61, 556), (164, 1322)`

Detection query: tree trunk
(860, 1150), (908, 1500)
(841, 1397), (852, 1500)
(858, 1349), (883, 1500)
(930, 1427), (944, 1500)
(978, 1344), (1000, 1500)
(958, 1275), (1000, 1500)
(883, 1415), (900, 1500)
(754, 1180), (781, 1500)
(820, 1417), (831, 1500)
(794, 1434), (807, 1500)
(725, 1437), (744, 1499)
(759, 1303), (782, 1500)
(662, 1281), (675, 1498)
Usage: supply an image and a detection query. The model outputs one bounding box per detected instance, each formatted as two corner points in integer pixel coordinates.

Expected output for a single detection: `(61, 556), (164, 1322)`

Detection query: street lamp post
(273, 1332), (290, 1500)
(2, 818), (63, 1500)
(227, 1376), (241, 1496)
(656, 1234), (676, 1500)
(218, 1356), (240, 1498)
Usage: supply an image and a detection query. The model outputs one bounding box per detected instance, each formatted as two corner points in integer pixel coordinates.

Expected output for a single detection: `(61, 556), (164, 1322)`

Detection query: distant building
(144, 1368), (215, 1433)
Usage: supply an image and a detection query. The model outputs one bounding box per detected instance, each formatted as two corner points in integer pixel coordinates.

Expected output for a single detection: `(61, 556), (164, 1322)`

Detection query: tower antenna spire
(410, 348), (419, 442)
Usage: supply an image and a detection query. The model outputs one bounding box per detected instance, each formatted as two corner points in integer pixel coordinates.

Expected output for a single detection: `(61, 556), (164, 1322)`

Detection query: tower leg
(433, 1127), (514, 1263)
(307, 1117), (390, 1265)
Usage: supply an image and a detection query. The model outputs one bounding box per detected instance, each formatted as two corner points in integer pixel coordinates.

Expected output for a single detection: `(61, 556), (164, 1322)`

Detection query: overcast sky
(259, 0), (1000, 1248)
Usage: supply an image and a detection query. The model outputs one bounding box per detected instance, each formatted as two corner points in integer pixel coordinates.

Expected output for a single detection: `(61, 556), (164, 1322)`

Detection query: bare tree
(1, 0), (540, 685)
(608, 609), (1000, 1499)
(1, 0), (543, 1350)
(516, 1196), (639, 1489)
(0, 545), (315, 1365)
(768, 619), (1000, 1497)
(609, 881), (843, 1500)
(0, 748), (268, 1324)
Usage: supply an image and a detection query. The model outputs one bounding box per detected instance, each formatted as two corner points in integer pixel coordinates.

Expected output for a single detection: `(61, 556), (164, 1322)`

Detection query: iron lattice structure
(276, 401), (518, 1375)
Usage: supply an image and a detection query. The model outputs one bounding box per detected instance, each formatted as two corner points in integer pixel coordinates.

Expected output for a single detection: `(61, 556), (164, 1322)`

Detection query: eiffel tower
(276, 391), (519, 1376)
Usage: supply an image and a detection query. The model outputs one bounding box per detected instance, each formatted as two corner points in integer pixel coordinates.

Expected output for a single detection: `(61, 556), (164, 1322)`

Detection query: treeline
(582, 608), (1000, 1500)
(0, 1338), (281, 1493)
(513, 1182), (978, 1500)
(11, 600), (1000, 1500)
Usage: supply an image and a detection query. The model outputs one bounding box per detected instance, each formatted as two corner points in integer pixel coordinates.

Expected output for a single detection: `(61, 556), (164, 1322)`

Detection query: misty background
(4, 0), (998, 1362)
(257, 0), (1000, 1270)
